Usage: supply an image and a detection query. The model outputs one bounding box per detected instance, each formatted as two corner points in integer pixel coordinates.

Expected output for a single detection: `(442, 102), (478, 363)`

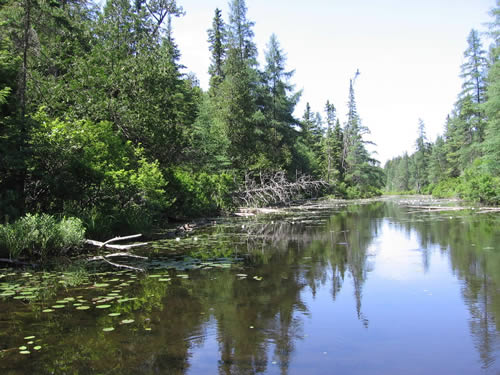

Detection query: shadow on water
(0, 198), (499, 374)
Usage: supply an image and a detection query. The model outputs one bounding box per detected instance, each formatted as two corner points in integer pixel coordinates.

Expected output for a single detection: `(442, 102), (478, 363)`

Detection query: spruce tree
(413, 119), (430, 192)
(218, 0), (260, 170)
(207, 8), (226, 91)
(262, 33), (301, 169)
(483, 2), (500, 175)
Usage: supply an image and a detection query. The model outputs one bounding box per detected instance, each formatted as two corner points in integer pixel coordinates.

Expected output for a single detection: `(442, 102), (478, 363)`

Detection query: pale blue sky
(172, 0), (496, 164)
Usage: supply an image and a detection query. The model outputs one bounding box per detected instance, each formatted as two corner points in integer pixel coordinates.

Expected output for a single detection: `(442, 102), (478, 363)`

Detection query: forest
(0, 0), (385, 244)
(384, 10), (500, 206)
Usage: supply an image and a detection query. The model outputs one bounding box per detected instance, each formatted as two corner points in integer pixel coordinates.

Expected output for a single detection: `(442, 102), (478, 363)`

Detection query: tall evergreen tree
(323, 101), (336, 183)
(413, 119), (430, 192)
(460, 29), (488, 105)
(428, 136), (448, 185)
(207, 8), (226, 91)
(300, 102), (322, 150)
(218, 0), (260, 170)
(227, 0), (256, 63)
(483, 3), (500, 175)
(262, 33), (301, 170)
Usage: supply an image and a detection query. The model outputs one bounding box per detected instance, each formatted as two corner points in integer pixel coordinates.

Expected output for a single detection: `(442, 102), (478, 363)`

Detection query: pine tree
(218, 0), (260, 170)
(428, 136), (448, 185)
(340, 71), (383, 194)
(457, 29), (489, 144)
(483, 2), (500, 175)
(413, 119), (430, 192)
(461, 29), (488, 105)
(207, 8), (226, 91)
(261, 33), (301, 170)
(323, 101), (336, 183)
(227, 0), (257, 63)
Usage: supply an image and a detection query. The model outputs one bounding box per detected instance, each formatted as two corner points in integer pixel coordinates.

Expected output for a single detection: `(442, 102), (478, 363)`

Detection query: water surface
(1, 198), (500, 374)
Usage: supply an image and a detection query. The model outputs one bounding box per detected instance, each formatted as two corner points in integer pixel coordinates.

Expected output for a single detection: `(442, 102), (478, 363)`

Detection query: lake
(1, 197), (500, 374)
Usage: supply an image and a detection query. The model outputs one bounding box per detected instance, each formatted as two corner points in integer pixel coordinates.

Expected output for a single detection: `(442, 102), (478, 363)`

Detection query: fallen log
(404, 205), (500, 213)
(85, 240), (149, 250)
(86, 234), (148, 272)
(85, 234), (148, 250)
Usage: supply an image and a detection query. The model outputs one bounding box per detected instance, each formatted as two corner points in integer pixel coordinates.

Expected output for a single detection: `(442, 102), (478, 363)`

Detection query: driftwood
(85, 234), (148, 250)
(234, 171), (328, 207)
(86, 234), (149, 272)
(404, 205), (500, 213)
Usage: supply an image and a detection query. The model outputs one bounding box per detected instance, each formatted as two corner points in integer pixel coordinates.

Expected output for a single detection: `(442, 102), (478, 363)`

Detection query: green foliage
(458, 162), (500, 205)
(26, 111), (169, 238)
(165, 168), (236, 218)
(29, 110), (168, 210)
(0, 214), (85, 259)
(430, 178), (461, 198)
(483, 13), (500, 176)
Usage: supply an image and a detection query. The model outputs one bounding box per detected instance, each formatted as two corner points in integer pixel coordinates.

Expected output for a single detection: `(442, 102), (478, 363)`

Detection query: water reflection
(1, 200), (500, 374)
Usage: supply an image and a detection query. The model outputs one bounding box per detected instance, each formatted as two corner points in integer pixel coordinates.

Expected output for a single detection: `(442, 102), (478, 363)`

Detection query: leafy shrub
(0, 214), (85, 259)
(165, 168), (236, 218)
(27, 110), (171, 237)
(345, 185), (382, 199)
(458, 163), (500, 205)
(431, 178), (461, 198)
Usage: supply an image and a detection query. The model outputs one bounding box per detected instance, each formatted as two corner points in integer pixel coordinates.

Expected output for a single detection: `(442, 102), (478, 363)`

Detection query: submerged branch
(85, 234), (148, 272)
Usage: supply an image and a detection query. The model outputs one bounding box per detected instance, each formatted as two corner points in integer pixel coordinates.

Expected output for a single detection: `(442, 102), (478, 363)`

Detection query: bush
(459, 163), (500, 205)
(165, 168), (236, 218)
(431, 178), (461, 198)
(0, 214), (85, 260)
(345, 185), (382, 199)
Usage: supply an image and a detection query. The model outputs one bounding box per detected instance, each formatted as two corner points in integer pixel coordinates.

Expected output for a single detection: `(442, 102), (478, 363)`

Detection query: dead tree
(234, 171), (329, 207)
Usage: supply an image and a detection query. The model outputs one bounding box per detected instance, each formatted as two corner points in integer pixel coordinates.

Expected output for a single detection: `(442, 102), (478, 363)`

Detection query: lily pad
(24, 336), (35, 340)
(121, 319), (134, 324)
(42, 309), (55, 313)
(33, 346), (42, 351)
(108, 312), (121, 317)
(96, 304), (111, 309)
(76, 306), (91, 310)
(102, 327), (115, 332)
(19, 350), (30, 355)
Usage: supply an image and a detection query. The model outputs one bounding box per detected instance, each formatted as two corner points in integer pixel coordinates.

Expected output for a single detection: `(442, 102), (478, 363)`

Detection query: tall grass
(0, 214), (86, 260)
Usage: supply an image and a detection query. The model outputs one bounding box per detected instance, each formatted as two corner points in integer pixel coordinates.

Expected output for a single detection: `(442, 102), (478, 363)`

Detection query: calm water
(1, 198), (500, 374)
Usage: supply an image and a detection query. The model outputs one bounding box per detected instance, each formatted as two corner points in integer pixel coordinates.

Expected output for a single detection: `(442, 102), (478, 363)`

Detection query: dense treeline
(385, 4), (500, 205)
(0, 0), (382, 240)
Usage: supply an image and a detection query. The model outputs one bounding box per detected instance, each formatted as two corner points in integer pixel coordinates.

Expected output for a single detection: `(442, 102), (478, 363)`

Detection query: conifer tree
(218, 0), (260, 170)
(483, 2), (500, 175)
(428, 136), (448, 185)
(262, 33), (301, 169)
(207, 8), (226, 91)
(413, 119), (430, 192)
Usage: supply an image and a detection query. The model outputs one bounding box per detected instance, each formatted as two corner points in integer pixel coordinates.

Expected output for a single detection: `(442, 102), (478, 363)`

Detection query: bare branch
(234, 171), (329, 207)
